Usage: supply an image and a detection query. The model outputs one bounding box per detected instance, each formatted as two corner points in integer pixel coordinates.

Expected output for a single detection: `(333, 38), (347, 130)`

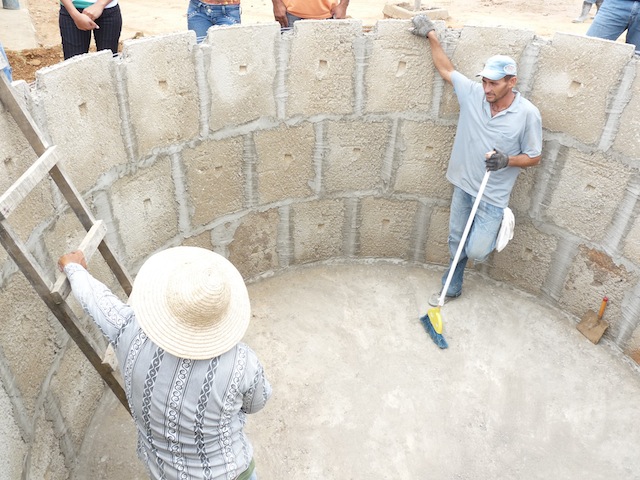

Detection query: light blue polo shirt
(447, 71), (542, 208)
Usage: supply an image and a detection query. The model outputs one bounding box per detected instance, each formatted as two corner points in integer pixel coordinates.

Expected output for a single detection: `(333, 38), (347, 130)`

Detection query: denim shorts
(187, 0), (241, 43)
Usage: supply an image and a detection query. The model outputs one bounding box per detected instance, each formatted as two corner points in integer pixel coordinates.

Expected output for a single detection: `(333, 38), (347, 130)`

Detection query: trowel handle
(597, 297), (608, 320)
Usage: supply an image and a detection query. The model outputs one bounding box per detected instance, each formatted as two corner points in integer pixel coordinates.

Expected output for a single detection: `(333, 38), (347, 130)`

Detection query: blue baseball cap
(476, 55), (518, 80)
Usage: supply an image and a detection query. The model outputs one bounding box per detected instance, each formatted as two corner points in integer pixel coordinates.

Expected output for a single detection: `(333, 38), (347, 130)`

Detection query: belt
(199, 0), (240, 4)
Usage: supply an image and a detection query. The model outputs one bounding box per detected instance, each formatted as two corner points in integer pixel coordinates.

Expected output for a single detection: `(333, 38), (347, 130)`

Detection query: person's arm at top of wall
(410, 15), (455, 85)
(332, 0), (349, 19)
(272, 0), (289, 28)
(60, 0), (98, 30)
(425, 30), (455, 85)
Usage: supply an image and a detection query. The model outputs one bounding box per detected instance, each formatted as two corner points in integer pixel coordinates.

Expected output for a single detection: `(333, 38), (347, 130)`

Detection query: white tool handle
(438, 170), (491, 307)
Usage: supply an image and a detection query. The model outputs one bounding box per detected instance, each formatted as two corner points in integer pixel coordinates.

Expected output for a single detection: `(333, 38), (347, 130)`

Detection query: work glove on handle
(486, 148), (509, 171)
(411, 15), (435, 38)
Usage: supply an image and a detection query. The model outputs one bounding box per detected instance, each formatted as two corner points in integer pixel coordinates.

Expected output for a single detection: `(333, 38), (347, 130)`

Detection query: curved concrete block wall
(1, 19), (639, 478)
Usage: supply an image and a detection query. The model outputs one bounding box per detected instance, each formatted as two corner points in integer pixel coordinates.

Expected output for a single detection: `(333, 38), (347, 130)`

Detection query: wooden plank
(0, 219), (130, 414)
(51, 220), (107, 303)
(1, 74), (132, 414)
(0, 74), (48, 156)
(0, 146), (59, 221)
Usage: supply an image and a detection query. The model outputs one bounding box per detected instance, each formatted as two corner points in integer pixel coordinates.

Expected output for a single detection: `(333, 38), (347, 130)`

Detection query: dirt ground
(6, 0), (592, 83)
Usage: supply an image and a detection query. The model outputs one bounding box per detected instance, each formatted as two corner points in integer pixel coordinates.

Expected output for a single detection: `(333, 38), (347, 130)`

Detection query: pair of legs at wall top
(573, 0), (603, 23)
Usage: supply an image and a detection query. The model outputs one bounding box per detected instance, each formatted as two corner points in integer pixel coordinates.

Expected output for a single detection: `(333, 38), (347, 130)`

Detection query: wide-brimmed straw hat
(128, 246), (250, 360)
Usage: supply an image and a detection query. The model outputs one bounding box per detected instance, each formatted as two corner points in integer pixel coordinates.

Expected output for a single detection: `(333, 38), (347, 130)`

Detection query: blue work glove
(410, 15), (435, 38)
(486, 149), (509, 171)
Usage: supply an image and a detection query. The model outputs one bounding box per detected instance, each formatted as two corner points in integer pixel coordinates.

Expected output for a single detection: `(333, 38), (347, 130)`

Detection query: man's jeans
(187, 0), (241, 43)
(440, 186), (504, 296)
(587, 0), (640, 52)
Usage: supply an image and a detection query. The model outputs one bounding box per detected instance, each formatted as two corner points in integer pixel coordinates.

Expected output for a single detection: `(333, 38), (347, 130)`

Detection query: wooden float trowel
(577, 296), (609, 344)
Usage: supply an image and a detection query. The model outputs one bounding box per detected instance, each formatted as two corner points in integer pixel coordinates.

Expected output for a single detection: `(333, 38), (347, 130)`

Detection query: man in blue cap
(410, 15), (543, 306)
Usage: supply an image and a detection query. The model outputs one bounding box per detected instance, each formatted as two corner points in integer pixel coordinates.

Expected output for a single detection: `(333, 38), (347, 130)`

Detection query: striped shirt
(64, 263), (272, 480)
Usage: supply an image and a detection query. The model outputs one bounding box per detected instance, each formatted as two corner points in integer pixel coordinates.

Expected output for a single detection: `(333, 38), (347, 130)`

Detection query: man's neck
(492, 91), (516, 112)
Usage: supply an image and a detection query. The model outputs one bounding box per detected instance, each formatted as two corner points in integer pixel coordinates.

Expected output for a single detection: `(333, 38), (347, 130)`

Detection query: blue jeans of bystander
(0, 41), (12, 82)
(440, 186), (504, 296)
(586, 0), (640, 52)
(187, 0), (241, 43)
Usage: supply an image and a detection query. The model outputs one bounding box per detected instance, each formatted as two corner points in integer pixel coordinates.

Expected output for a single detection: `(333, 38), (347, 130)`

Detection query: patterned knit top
(65, 263), (272, 480)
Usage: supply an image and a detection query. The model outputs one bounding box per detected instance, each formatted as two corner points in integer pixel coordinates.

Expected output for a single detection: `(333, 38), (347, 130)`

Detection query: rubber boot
(592, 0), (603, 18)
(572, 1), (592, 23)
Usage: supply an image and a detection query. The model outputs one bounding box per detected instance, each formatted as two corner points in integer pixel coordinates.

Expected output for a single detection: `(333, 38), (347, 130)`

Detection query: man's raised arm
(410, 15), (455, 85)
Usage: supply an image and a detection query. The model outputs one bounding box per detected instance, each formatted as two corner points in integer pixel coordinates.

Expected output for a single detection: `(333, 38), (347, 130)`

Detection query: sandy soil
(7, 0), (592, 82)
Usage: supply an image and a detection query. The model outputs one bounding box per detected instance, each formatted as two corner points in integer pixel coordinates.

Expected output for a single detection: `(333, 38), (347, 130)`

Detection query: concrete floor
(77, 262), (640, 479)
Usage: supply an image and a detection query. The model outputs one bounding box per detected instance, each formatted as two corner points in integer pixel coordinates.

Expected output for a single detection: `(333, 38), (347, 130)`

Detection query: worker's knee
(465, 234), (496, 262)
(466, 245), (493, 263)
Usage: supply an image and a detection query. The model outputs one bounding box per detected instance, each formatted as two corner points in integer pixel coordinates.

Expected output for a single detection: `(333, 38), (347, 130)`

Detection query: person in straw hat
(58, 246), (271, 480)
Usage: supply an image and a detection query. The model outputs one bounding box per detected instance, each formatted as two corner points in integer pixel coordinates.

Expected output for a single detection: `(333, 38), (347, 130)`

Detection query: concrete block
(382, 4), (449, 20)
(286, 20), (361, 117)
(529, 33), (634, 145)
(206, 24), (279, 132)
(613, 61), (640, 158)
(545, 149), (631, 242)
(324, 120), (391, 193)
(359, 197), (418, 259)
(110, 156), (178, 264)
(33, 51), (128, 193)
(0, 272), (56, 415)
(393, 120), (455, 197)
(559, 246), (637, 336)
(627, 330), (640, 366)
(41, 210), (86, 281)
(122, 33), (200, 156)
(424, 205), (450, 265)
(182, 231), (213, 250)
(227, 209), (280, 279)
(254, 123), (315, 204)
(0, 378), (26, 480)
(0, 154), (54, 244)
(182, 137), (245, 226)
(364, 20), (436, 114)
(441, 26), (535, 117)
(28, 408), (69, 480)
(49, 342), (104, 452)
(72, 393), (145, 479)
(488, 220), (557, 294)
(623, 214), (640, 265)
(0, 92), (56, 241)
(508, 165), (538, 214)
(292, 199), (345, 263)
